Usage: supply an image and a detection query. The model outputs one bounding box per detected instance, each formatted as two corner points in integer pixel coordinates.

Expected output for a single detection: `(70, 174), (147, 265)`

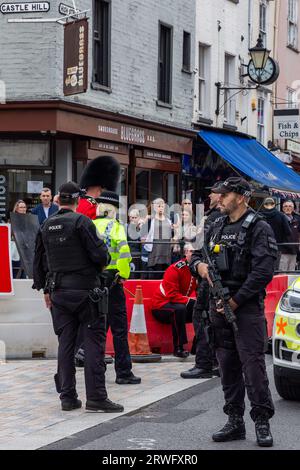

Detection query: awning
(199, 129), (300, 194)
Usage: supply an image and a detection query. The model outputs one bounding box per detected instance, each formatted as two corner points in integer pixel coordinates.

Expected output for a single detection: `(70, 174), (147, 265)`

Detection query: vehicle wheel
(274, 372), (300, 400)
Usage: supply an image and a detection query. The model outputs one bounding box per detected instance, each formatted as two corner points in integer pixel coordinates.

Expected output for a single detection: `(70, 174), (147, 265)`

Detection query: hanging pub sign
(0, 2), (50, 13)
(0, 224), (13, 296)
(274, 109), (300, 140)
(63, 18), (88, 96)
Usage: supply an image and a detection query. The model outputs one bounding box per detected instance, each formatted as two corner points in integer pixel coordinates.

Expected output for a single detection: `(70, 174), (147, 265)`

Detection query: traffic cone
(128, 285), (161, 363)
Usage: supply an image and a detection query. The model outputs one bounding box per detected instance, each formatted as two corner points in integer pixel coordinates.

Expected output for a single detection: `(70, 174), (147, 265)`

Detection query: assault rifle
(201, 243), (238, 333)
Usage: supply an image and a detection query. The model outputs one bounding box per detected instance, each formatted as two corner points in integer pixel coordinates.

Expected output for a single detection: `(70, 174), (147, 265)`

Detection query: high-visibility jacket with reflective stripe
(93, 216), (132, 279)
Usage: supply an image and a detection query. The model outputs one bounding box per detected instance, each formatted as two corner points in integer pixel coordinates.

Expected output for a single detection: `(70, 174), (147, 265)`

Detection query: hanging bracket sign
(63, 18), (88, 95)
(0, 2), (50, 13)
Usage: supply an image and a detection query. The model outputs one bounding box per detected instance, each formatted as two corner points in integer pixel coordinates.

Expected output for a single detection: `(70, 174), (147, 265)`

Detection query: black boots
(212, 414), (246, 442)
(86, 398), (124, 413)
(61, 398), (82, 411)
(255, 416), (273, 447)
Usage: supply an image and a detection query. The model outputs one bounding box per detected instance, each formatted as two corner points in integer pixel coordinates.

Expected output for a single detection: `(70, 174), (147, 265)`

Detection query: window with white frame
(224, 54), (236, 125)
(287, 87), (297, 108)
(198, 44), (210, 117)
(288, 0), (298, 49)
(257, 98), (265, 144)
(259, 1), (267, 47)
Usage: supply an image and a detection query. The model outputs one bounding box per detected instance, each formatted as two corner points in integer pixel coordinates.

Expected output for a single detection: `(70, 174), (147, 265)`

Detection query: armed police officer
(194, 177), (277, 447)
(94, 191), (141, 385)
(33, 182), (124, 413)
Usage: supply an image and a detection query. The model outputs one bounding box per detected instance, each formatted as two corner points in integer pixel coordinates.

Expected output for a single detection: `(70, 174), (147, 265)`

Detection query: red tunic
(151, 258), (197, 310)
(76, 197), (97, 220)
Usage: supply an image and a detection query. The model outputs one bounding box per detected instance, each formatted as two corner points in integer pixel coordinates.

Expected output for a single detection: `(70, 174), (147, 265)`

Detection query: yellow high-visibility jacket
(93, 216), (132, 279)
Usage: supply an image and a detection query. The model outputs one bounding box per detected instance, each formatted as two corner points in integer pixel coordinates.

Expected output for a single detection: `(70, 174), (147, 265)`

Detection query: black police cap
(211, 177), (252, 197)
(58, 181), (81, 199)
(98, 191), (120, 208)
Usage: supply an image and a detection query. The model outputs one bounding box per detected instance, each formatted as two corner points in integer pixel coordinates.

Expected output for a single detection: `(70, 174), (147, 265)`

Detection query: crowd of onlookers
(3, 186), (300, 279)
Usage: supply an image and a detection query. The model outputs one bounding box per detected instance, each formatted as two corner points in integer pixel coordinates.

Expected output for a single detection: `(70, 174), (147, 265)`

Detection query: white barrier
(0, 280), (57, 359)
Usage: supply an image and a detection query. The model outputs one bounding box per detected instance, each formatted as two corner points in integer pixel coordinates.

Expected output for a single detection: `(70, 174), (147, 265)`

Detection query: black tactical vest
(210, 210), (260, 284)
(41, 211), (92, 273)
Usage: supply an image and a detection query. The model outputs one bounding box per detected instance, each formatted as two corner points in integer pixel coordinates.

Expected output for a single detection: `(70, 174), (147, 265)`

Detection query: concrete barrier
(0, 280), (57, 359)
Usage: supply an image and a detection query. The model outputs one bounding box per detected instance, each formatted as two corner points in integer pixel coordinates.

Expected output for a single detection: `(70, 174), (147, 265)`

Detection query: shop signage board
(274, 109), (300, 140)
(64, 18), (88, 96)
(286, 139), (300, 155)
(0, 2), (50, 13)
(0, 224), (13, 295)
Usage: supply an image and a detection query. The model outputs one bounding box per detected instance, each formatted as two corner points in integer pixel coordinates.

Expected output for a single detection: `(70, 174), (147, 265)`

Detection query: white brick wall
(0, 0), (196, 129)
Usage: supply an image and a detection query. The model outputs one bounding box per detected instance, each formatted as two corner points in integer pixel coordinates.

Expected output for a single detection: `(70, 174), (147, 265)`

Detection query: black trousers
(107, 282), (133, 378)
(152, 300), (194, 350)
(50, 289), (107, 402)
(212, 299), (274, 421)
(192, 297), (216, 370)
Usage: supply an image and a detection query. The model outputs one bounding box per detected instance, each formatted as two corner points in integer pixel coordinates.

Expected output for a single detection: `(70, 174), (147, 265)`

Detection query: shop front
(186, 127), (300, 211)
(0, 101), (193, 220)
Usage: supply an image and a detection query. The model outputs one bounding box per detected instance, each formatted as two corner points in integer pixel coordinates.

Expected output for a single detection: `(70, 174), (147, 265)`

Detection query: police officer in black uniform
(33, 182), (124, 413)
(194, 177), (276, 447)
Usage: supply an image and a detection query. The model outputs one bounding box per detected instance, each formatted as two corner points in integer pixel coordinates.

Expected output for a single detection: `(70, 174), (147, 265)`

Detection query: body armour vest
(209, 210), (259, 286)
(41, 211), (93, 273)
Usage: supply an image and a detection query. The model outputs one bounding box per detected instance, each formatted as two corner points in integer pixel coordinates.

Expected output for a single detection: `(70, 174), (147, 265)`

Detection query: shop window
(1, 168), (53, 217)
(150, 170), (164, 201)
(158, 22), (173, 105)
(136, 169), (150, 207)
(166, 173), (178, 207)
(93, 0), (111, 88)
(0, 140), (50, 166)
(117, 166), (127, 198)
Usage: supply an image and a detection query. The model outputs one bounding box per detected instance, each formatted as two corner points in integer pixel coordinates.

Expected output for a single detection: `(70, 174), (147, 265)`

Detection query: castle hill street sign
(0, 2), (50, 14)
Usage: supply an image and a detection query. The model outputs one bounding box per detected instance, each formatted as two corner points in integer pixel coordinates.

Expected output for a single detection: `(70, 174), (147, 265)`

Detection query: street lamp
(249, 35), (270, 70)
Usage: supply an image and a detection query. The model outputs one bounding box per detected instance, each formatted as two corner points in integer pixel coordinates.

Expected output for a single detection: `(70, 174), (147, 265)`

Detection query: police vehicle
(273, 278), (300, 400)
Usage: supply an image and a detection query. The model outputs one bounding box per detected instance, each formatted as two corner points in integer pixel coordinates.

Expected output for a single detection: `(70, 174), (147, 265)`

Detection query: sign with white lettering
(58, 2), (75, 16)
(64, 18), (88, 96)
(0, 174), (7, 222)
(274, 109), (300, 140)
(0, 2), (50, 14)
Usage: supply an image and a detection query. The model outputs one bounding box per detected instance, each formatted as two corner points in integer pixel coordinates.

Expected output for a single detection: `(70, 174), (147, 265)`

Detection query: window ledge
(156, 100), (172, 109)
(287, 44), (299, 53)
(195, 116), (213, 125)
(91, 82), (112, 93)
(223, 123), (238, 131)
(181, 68), (193, 75)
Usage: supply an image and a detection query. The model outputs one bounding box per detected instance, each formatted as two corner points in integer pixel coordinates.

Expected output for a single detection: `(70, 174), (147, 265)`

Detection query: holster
(88, 286), (109, 316)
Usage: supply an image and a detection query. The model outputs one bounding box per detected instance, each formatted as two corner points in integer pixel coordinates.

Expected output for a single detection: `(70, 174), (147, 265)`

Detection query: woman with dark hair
(11, 200), (27, 278)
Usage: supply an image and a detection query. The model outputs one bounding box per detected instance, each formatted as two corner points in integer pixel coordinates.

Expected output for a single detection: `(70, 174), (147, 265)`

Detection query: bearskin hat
(79, 156), (120, 191)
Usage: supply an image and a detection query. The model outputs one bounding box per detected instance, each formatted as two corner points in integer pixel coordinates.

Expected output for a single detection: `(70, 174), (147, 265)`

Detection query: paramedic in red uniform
(151, 243), (197, 358)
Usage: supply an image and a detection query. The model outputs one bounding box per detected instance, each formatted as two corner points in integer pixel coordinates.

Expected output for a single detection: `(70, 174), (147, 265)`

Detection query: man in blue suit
(31, 187), (58, 225)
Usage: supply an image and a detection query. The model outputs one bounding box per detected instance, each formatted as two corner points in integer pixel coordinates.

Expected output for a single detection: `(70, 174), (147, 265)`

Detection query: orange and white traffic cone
(128, 285), (161, 363)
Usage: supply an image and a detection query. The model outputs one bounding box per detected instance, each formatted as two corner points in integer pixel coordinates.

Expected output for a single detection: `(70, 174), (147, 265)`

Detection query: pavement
(0, 355), (211, 450)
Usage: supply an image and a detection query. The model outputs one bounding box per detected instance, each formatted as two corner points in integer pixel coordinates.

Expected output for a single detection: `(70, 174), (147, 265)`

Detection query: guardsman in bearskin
(77, 155), (120, 220)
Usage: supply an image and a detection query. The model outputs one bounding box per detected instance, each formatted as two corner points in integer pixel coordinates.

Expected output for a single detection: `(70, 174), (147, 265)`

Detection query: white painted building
(193, 0), (276, 146)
